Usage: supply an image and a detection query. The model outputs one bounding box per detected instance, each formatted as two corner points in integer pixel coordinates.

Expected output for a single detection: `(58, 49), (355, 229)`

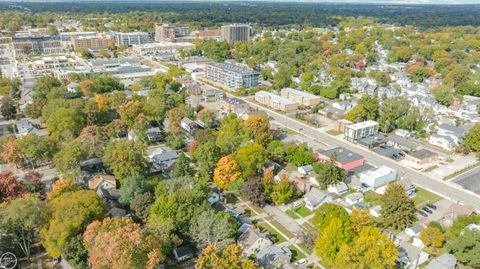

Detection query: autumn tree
(1, 96), (16, 120)
(314, 217), (355, 267)
(197, 108), (217, 128)
(0, 194), (43, 259)
(270, 175), (294, 205)
(40, 190), (105, 257)
(196, 243), (258, 269)
(103, 140), (148, 183)
(420, 227), (445, 248)
(165, 107), (187, 135)
(213, 156), (242, 190)
(233, 143), (267, 179)
(47, 179), (81, 200)
(0, 171), (25, 202)
(334, 227), (398, 269)
(2, 136), (22, 167)
(79, 79), (95, 96)
(190, 209), (236, 249)
(380, 183), (416, 230)
(351, 208), (374, 234)
(83, 217), (164, 269)
(244, 114), (272, 147)
(118, 100), (144, 128)
(241, 177), (266, 206)
(312, 203), (350, 232)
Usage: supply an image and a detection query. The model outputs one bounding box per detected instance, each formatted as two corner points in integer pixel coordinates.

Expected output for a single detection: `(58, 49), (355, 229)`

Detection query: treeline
(1, 2), (480, 28)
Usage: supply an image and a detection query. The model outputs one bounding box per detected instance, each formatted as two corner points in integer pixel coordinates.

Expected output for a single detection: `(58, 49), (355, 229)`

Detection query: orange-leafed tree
(79, 79), (95, 96)
(351, 208), (374, 233)
(0, 171), (26, 202)
(47, 179), (81, 200)
(2, 136), (22, 167)
(118, 100), (144, 128)
(196, 243), (258, 269)
(95, 94), (108, 111)
(244, 114), (272, 147)
(213, 156), (242, 190)
(83, 217), (163, 269)
(165, 107), (187, 135)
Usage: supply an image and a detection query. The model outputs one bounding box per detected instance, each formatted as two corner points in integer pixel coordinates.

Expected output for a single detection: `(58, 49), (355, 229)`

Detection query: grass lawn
(288, 245), (306, 262)
(270, 220), (295, 239)
(257, 222), (287, 244)
(413, 187), (442, 206)
(284, 128), (299, 135)
(364, 190), (382, 205)
(294, 206), (313, 217)
(298, 243), (313, 255)
(285, 209), (300, 219)
(326, 129), (343, 136)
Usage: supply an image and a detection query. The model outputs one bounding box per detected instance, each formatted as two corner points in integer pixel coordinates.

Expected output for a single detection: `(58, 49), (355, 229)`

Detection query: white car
(295, 259), (307, 266)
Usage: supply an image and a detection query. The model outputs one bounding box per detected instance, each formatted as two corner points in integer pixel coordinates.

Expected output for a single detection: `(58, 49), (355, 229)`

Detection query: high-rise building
(205, 62), (259, 90)
(112, 32), (152, 47)
(154, 24), (190, 42)
(221, 24), (251, 42)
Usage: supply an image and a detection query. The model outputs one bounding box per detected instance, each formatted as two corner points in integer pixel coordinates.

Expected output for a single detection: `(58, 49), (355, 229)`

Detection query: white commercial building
(132, 42), (195, 56)
(344, 120), (379, 142)
(359, 165), (397, 189)
(280, 88), (322, 106)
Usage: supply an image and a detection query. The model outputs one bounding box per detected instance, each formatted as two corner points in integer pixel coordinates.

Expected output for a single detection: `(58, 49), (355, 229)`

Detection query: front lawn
(364, 190), (382, 205)
(288, 245), (306, 262)
(326, 129), (343, 136)
(285, 209), (300, 219)
(294, 206), (313, 217)
(270, 219), (295, 239)
(413, 187), (442, 206)
(257, 222), (287, 244)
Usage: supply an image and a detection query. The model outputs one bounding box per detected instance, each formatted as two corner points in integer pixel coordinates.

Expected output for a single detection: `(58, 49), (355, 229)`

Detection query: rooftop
(359, 165), (396, 179)
(409, 149), (438, 160)
(346, 120), (378, 131)
(208, 62), (260, 76)
(256, 91), (297, 106)
(318, 147), (364, 164)
(281, 87), (319, 99)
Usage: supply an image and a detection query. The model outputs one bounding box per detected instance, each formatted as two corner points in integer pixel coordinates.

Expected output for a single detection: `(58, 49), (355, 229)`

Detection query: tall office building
(154, 24), (190, 42)
(221, 24), (251, 42)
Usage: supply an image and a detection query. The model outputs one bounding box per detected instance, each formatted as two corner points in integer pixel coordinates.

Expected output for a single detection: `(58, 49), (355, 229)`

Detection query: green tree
(0, 194), (43, 259)
(314, 217), (355, 267)
(53, 139), (89, 180)
(312, 203), (350, 232)
(216, 114), (246, 154)
(285, 143), (314, 166)
(420, 227), (445, 248)
(62, 235), (89, 269)
(192, 141), (221, 178)
(190, 209), (236, 248)
(103, 140), (148, 183)
(446, 229), (480, 268)
(464, 124), (480, 156)
(313, 159), (346, 189)
(173, 152), (193, 178)
(233, 143), (267, 179)
(433, 85), (455, 107)
(380, 183), (416, 230)
(1, 96), (16, 120)
(46, 108), (85, 141)
(266, 140), (285, 163)
(270, 175), (294, 204)
(40, 190), (105, 258)
(119, 176), (151, 206)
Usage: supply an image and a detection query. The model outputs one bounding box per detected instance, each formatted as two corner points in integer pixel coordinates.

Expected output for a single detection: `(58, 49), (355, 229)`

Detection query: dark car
(422, 207), (433, 214)
(427, 204), (437, 210)
(417, 210), (428, 217)
(398, 152), (405, 157)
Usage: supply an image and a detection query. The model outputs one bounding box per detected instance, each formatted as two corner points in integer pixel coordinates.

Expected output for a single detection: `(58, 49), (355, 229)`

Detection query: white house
(67, 82), (78, 93)
(298, 165), (314, 175)
(327, 182), (349, 195)
(238, 228), (273, 256)
(304, 188), (332, 211)
(344, 192), (364, 205)
(359, 166), (397, 189)
(369, 205), (382, 218)
(429, 134), (456, 151)
(405, 224), (422, 237)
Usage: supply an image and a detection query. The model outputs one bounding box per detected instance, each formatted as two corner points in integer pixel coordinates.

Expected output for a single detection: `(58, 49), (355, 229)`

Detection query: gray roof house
(327, 182), (349, 195)
(304, 188), (332, 211)
(425, 253), (457, 269)
(238, 228), (272, 256)
(256, 245), (293, 269)
(148, 147), (179, 173)
(15, 119), (37, 137)
(146, 126), (162, 142)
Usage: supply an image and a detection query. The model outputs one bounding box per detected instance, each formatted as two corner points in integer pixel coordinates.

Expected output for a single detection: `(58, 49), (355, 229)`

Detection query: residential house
(325, 101), (356, 119)
(327, 182), (349, 195)
(406, 149), (439, 165)
(397, 178), (416, 196)
(146, 126), (162, 142)
(67, 82), (78, 93)
(425, 253), (457, 269)
(200, 87), (225, 102)
(15, 119), (37, 137)
(344, 192), (364, 205)
(256, 245), (293, 269)
(333, 119), (352, 133)
(359, 166), (397, 189)
(304, 188), (332, 211)
(173, 245), (195, 262)
(107, 207), (127, 218)
(429, 134), (456, 151)
(298, 165), (313, 175)
(180, 117), (199, 135)
(88, 174), (120, 201)
(148, 147), (179, 173)
(370, 205), (382, 218)
(238, 228), (272, 256)
(220, 97), (249, 113)
(441, 203), (477, 227)
(405, 224), (422, 237)
(387, 135), (421, 152)
(316, 147), (365, 171)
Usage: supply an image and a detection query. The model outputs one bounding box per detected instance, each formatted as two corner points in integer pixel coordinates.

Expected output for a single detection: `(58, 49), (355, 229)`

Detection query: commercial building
(359, 165), (397, 189)
(221, 24), (251, 42)
(132, 42), (195, 56)
(112, 31), (152, 47)
(154, 24), (190, 42)
(205, 62), (259, 90)
(254, 91), (297, 112)
(71, 35), (115, 51)
(405, 149), (439, 165)
(59, 31), (97, 42)
(15, 28), (49, 37)
(12, 36), (63, 56)
(344, 120), (379, 142)
(31, 56), (80, 77)
(280, 88), (322, 106)
(198, 29), (221, 39)
(316, 147), (365, 171)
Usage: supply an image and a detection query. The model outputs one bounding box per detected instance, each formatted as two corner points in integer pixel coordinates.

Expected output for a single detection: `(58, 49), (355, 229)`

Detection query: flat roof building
(344, 120), (379, 142)
(254, 91), (297, 112)
(111, 31), (152, 47)
(205, 62), (260, 90)
(72, 35), (115, 51)
(359, 165), (397, 189)
(280, 88), (322, 107)
(155, 24), (190, 42)
(221, 24), (251, 42)
(316, 147), (365, 171)
(132, 42), (195, 56)
(59, 31), (97, 42)
(12, 36), (63, 56)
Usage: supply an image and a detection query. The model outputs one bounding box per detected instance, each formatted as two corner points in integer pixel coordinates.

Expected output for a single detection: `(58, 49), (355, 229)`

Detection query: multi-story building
(31, 56), (79, 77)
(154, 24), (189, 42)
(111, 32), (152, 47)
(205, 62), (259, 90)
(12, 36), (63, 56)
(221, 24), (251, 42)
(198, 29), (221, 39)
(344, 120), (379, 142)
(59, 31), (97, 43)
(132, 42), (195, 56)
(280, 88), (322, 107)
(0, 37), (12, 45)
(254, 91), (297, 112)
(71, 35), (115, 51)
(15, 28), (49, 37)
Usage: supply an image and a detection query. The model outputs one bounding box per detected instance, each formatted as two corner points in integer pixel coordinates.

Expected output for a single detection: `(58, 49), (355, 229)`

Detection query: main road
(217, 88), (480, 210)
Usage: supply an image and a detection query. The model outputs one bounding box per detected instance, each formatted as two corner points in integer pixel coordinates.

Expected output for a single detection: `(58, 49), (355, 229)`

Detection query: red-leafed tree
(0, 171), (26, 202)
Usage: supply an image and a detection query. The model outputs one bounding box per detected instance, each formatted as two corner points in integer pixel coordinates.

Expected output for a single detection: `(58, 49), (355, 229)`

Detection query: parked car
(427, 204), (437, 210)
(422, 207), (433, 214)
(295, 259), (307, 266)
(417, 210), (428, 217)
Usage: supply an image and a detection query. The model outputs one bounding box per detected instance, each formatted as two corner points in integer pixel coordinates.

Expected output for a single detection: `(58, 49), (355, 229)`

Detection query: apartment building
(205, 62), (260, 90)
(31, 56), (79, 77)
(112, 32), (152, 47)
(15, 28), (49, 37)
(280, 88), (322, 106)
(198, 29), (221, 39)
(344, 120), (379, 142)
(71, 35), (115, 51)
(154, 24), (190, 42)
(254, 91), (297, 112)
(221, 24), (251, 42)
(132, 42), (195, 56)
(59, 31), (97, 43)
(12, 36), (63, 56)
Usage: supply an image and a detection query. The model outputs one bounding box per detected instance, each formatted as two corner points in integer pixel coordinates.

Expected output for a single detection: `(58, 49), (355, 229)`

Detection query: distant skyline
(2, 0), (480, 4)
